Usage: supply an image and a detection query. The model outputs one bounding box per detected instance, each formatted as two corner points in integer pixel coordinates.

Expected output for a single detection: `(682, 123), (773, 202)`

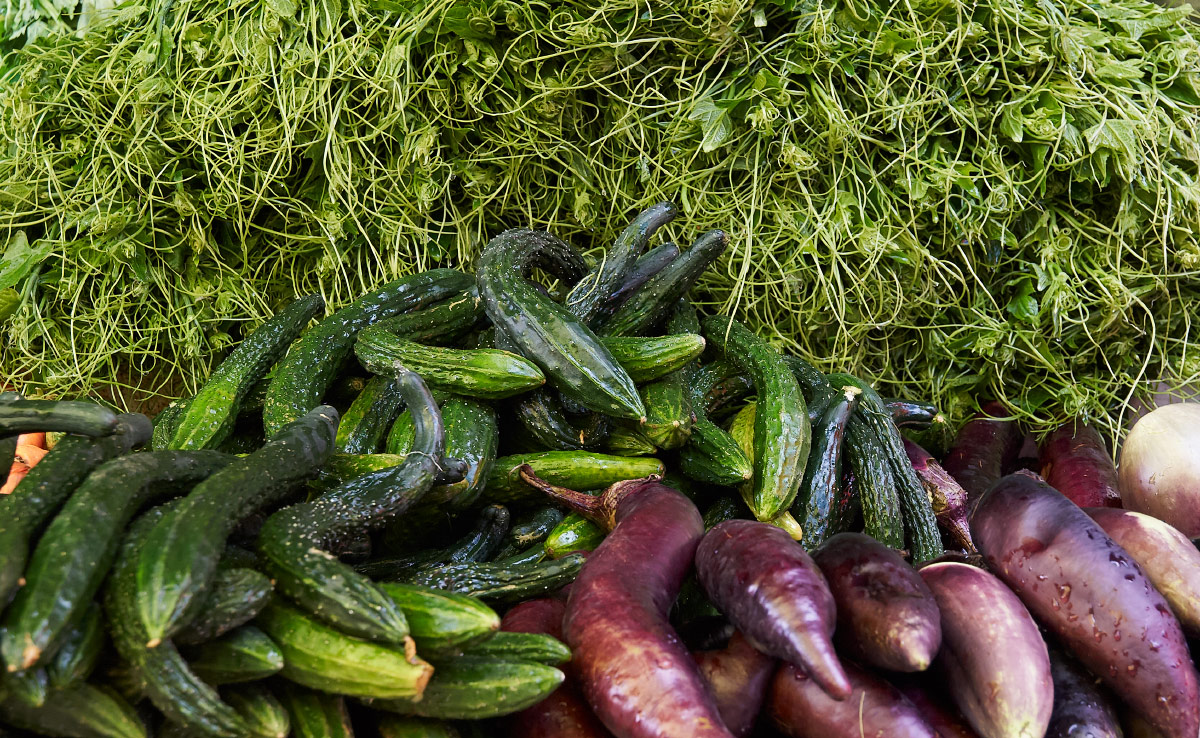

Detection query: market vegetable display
(2, 209), (1200, 737)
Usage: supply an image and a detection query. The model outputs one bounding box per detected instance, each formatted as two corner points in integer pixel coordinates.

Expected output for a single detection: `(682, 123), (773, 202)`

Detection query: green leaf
(0, 232), (51, 291)
(1084, 119), (1139, 161)
(0, 287), (18, 322)
(688, 97), (734, 153)
(999, 106), (1024, 142)
(1007, 280), (1039, 323)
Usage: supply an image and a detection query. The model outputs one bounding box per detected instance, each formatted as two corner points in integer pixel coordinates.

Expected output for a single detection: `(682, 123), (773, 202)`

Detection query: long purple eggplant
(1046, 646), (1122, 738)
(972, 471), (1199, 738)
(941, 402), (1021, 511)
(769, 661), (937, 738)
(904, 439), (973, 551)
(519, 467), (734, 738)
(1038, 422), (1121, 508)
(892, 675), (984, 738)
(1086, 507), (1200, 637)
(692, 631), (776, 738)
(813, 532), (941, 672)
(694, 519), (850, 699)
(920, 562), (1053, 738)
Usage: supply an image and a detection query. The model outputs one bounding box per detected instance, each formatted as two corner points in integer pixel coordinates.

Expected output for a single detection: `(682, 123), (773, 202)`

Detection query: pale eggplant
(692, 631), (776, 738)
(941, 402), (1021, 511)
(768, 661), (936, 738)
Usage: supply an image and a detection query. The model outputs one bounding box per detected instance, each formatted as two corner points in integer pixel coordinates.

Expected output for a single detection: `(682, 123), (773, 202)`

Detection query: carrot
(2, 444), (48, 495)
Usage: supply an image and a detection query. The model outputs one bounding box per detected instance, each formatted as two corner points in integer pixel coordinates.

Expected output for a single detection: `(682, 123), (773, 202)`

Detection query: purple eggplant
(812, 532), (941, 672)
(904, 439), (974, 551)
(941, 402), (1022, 511)
(972, 471), (1199, 738)
(519, 467), (735, 738)
(892, 675), (984, 738)
(1086, 507), (1200, 638)
(920, 562), (1053, 738)
(694, 519), (850, 700)
(692, 631), (776, 738)
(1039, 422), (1122, 509)
(1046, 646), (1122, 738)
(769, 660), (937, 738)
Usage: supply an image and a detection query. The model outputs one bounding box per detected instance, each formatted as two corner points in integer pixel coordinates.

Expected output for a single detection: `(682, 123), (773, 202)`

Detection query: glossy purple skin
(1039, 423), (1122, 509)
(813, 532), (942, 672)
(942, 402), (1022, 512)
(1046, 647), (1122, 738)
(563, 482), (734, 738)
(905, 439), (974, 551)
(892, 675), (984, 738)
(695, 519), (850, 700)
(769, 661), (937, 738)
(972, 472), (1200, 738)
(920, 562), (1053, 738)
(693, 631), (776, 738)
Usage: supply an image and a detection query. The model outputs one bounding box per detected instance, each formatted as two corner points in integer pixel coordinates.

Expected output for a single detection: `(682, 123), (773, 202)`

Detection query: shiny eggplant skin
(768, 660), (937, 738)
(1046, 646), (1122, 738)
(941, 402), (1021, 511)
(892, 675), (984, 738)
(692, 631), (775, 738)
(904, 439), (974, 551)
(1038, 422), (1121, 509)
(972, 472), (1199, 738)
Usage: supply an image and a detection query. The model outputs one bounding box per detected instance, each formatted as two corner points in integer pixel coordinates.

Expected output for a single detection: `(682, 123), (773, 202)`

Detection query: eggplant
(941, 402), (1021, 511)
(972, 471), (1199, 738)
(892, 675), (984, 738)
(1038, 422), (1121, 508)
(769, 660), (936, 738)
(1046, 646), (1122, 738)
(920, 562), (1053, 738)
(904, 439), (974, 551)
(692, 631), (775, 738)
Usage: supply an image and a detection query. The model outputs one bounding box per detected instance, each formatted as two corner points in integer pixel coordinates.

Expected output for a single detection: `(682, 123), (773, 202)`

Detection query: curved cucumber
(0, 683), (145, 738)
(336, 375), (405, 454)
(278, 684), (355, 738)
(45, 603), (105, 690)
(356, 505), (510, 581)
(459, 630), (571, 665)
(168, 294), (324, 450)
(406, 553), (586, 604)
(601, 425), (658, 456)
(366, 656), (563, 720)
(0, 400), (119, 437)
(494, 506), (564, 559)
(224, 684), (289, 738)
(483, 451), (664, 506)
(372, 287), (483, 346)
(846, 414), (904, 549)
(379, 584), (500, 654)
(600, 333), (706, 384)
(183, 626), (283, 685)
(792, 385), (860, 548)
(174, 568), (273, 646)
(604, 240), (681, 313)
(678, 420), (754, 486)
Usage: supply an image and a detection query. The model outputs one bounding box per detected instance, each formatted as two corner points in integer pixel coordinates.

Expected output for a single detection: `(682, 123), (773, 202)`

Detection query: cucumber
(564, 202), (678, 325)
(134, 406), (338, 646)
(543, 513), (605, 558)
(0, 667), (48, 707)
(279, 684), (354, 738)
(372, 287), (483, 346)
(365, 657), (563, 720)
(356, 505), (510, 581)
(318, 453), (406, 486)
(173, 568), (274, 646)
(167, 294), (324, 450)
(46, 603), (105, 690)
(385, 410), (416, 455)
(105, 503), (249, 738)
(0, 415), (151, 606)
(254, 601), (432, 700)
(3, 450), (235, 670)
(224, 684), (289, 738)
(406, 553), (585, 604)
(493, 506), (563, 559)
(0, 683), (145, 738)
(182, 626), (283, 684)
(483, 451), (664, 506)
(512, 390), (609, 451)
(459, 631), (571, 665)
(791, 385), (861, 549)
(0, 400), (119, 437)
(600, 334), (707, 384)
(356, 328), (545, 400)
(378, 584), (500, 653)
(152, 400), (188, 451)
(377, 717), (460, 738)
(603, 240), (681, 312)
(263, 269), (474, 435)
(476, 229), (644, 420)
(336, 375), (405, 454)
(639, 374), (692, 450)
(257, 373), (443, 644)
(782, 355), (840, 423)
(884, 398), (943, 428)
(703, 316), (810, 521)
(702, 495), (746, 529)
(845, 414), (904, 549)
(601, 425), (658, 456)
(597, 230), (729, 337)
(678, 421), (754, 486)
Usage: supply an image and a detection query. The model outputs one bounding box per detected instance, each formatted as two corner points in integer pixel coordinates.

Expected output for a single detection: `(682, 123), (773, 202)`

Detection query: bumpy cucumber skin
(173, 568), (273, 646)
(459, 631), (571, 665)
(379, 583), (500, 654)
(600, 334), (706, 384)
(183, 626), (284, 685)
(372, 287), (483, 346)
(792, 387), (860, 549)
(335, 375), (405, 454)
(0, 683), (146, 738)
(263, 269), (474, 436)
(483, 451), (664, 506)
(543, 513), (606, 558)
(604, 240), (681, 313)
(640, 373), (693, 450)
(846, 416), (904, 549)
(45, 604), (105, 690)
(365, 656), (564, 720)
(0, 399), (119, 437)
(3, 450), (234, 671)
(477, 229), (644, 421)
(513, 390), (609, 451)
(279, 683), (356, 738)
(406, 553), (586, 604)
(783, 355), (840, 424)
(494, 507), (565, 559)
(168, 294), (324, 450)
(377, 716), (461, 738)
(0, 415), (151, 607)
(224, 684), (290, 738)
(134, 407), (338, 646)
(678, 420), (754, 486)
(602, 425), (658, 456)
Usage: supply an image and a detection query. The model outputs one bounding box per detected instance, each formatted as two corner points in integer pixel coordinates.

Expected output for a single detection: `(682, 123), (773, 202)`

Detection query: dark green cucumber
(512, 390), (609, 451)
(336, 375), (405, 454)
(377, 716), (460, 738)
(365, 656), (563, 720)
(384, 411), (416, 455)
(476, 229), (644, 420)
(597, 230), (729, 337)
(678, 421), (754, 486)
(844, 414), (904, 549)
(356, 505), (510, 581)
(182, 626), (282, 684)
(278, 684), (354, 738)
(604, 240), (681, 312)
(134, 407), (338, 646)
(372, 288), (484, 346)
(459, 631), (571, 665)
(168, 295), (324, 450)
(0, 400), (119, 437)
(152, 400), (189, 451)
(493, 546), (547, 567)
(46, 604), (104, 690)
(564, 202), (678, 325)
(173, 568), (273, 646)
(105, 503), (249, 738)
(406, 553), (586, 604)
(257, 373), (443, 644)
(640, 374), (692, 450)
(884, 398), (943, 429)
(543, 513), (606, 558)
(356, 327), (545, 400)
(601, 425), (658, 456)
(702, 495), (746, 529)
(0, 415), (151, 606)
(223, 684), (289, 738)
(783, 355), (840, 424)
(791, 385), (861, 549)
(703, 316), (810, 521)
(483, 451), (664, 506)
(254, 600), (432, 699)
(378, 584), (500, 653)
(493, 506), (564, 559)
(828, 374), (942, 561)
(0, 666), (48, 707)
(3, 450), (235, 670)
(0, 683), (145, 738)
(263, 269), (474, 435)
(600, 334), (707, 384)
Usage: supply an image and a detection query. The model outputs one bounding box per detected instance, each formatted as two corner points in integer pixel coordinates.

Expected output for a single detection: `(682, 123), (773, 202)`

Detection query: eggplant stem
(517, 464), (663, 531)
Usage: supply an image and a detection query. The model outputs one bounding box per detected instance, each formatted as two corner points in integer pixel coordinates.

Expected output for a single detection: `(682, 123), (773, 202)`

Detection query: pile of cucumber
(0, 203), (946, 738)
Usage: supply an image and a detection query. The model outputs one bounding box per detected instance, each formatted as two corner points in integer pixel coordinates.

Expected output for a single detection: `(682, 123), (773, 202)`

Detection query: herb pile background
(2, 0), (1199, 434)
